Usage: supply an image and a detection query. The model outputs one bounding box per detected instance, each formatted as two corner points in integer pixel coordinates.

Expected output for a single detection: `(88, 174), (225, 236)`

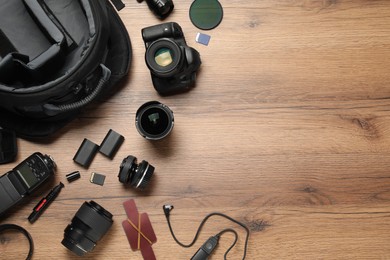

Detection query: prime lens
(118, 155), (155, 189)
(145, 39), (182, 77)
(144, 0), (174, 18)
(135, 101), (174, 140)
(61, 201), (113, 256)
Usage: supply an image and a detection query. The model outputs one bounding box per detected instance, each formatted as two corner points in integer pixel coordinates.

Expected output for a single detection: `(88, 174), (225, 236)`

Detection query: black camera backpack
(0, 0), (131, 137)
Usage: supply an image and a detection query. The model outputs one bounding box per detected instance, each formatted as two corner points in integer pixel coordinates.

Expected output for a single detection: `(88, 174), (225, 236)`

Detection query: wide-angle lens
(118, 155), (155, 190)
(136, 101), (174, 140)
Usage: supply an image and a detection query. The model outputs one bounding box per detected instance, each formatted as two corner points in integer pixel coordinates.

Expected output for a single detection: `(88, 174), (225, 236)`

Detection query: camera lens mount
(145, 39), (182, 77)
(136, 101), (174, 140)
(118, 155), (155, 190)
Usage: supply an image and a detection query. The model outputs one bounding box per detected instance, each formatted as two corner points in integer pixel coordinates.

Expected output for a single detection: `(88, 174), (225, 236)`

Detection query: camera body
(0, 152), (56, 217)
(142, 22), (201, 95)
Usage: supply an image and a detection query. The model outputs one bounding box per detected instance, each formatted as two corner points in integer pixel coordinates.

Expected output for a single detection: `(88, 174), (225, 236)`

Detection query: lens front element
(142, 107), (169, 136)
(154, 48), (173, 67)
(136, 101), (174, 140)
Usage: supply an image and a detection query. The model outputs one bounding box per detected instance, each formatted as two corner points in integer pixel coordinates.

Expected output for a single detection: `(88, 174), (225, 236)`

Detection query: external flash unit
(0, 152), (56, 217)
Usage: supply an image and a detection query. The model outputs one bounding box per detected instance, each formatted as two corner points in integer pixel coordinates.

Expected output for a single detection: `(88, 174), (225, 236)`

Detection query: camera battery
(99, 129), (124, 159)
(73, 139), (99, 168)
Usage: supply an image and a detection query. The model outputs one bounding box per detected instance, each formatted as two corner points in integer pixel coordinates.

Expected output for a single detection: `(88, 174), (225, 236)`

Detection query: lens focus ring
(61, 201), (113, 256)
(145, 39), (182, 77)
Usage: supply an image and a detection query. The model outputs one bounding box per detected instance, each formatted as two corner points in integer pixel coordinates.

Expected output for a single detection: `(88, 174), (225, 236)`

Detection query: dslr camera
(142, 22), (201, 95)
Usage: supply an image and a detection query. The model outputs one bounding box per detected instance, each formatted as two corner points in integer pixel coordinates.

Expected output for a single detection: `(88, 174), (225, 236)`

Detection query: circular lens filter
(189, 0), (223, 30)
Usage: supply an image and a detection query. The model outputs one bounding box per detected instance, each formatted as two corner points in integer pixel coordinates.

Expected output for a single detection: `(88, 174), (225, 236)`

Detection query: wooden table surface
(2, 0), (390, 259)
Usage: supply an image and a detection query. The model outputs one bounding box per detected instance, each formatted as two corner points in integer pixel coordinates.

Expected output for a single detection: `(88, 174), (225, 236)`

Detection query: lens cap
(189, 0), (223, 30)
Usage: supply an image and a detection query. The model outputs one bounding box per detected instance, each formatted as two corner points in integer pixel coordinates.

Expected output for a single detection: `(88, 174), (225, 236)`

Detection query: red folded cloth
(122, 199), (157, 260)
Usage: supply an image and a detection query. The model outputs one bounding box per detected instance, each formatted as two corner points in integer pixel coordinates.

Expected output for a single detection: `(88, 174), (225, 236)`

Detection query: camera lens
(118, 155), (155, 190)
(61, 201), (113, 256)
(145, 39), (182, 77)
(144, 0), (174, 18)
(136, 101), (174, 140)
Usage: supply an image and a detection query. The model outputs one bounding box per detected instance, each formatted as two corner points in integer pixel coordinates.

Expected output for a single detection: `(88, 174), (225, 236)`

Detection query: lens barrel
(118, 155), (155, 190)
(135, 101), (174, 140)
(145, 39), (182, 78)
(61, 201), (113, 256)
(144, 0), (174, 18)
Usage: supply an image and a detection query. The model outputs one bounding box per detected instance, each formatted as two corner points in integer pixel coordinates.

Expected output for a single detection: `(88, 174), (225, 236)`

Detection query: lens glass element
(154, 48), (173, 67)
(145, 39), (182, 77)
(141, 108), (169, 135)
(136, 101), (174, 140)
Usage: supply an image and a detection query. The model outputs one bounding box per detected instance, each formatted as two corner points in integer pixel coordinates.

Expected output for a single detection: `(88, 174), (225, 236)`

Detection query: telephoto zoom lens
(135, 101), (174, 140)
(61, 201), (113, 256)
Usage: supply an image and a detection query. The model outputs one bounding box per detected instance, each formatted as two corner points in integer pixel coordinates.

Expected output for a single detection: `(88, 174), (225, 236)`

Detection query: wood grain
(2, 0), (390, 259)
